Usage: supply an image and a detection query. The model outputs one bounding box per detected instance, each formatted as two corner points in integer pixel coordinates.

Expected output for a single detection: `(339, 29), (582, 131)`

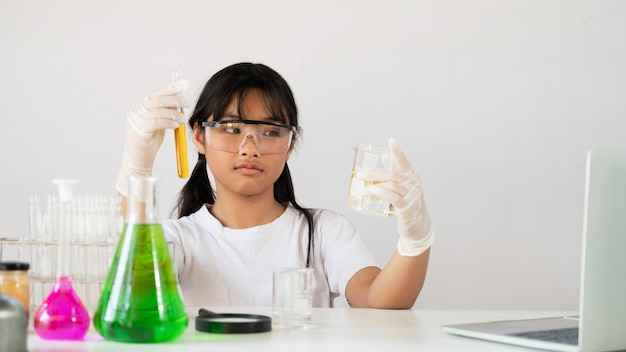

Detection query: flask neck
(53, 275), (74, 291)
(126, 176), (160, 224)
(50, 275), (74, 294)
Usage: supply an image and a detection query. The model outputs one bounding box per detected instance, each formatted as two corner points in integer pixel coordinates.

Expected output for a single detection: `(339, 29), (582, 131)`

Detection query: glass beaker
(347, 144), (396, 216)
(93, 176), (188, 343)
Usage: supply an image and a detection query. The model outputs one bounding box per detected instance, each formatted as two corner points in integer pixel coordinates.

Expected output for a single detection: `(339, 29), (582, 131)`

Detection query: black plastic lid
(0, 262), (30, 271)
(195, 309), (272, 334)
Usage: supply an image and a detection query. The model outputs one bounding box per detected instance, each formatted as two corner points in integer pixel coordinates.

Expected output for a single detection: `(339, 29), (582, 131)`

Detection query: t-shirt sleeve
(316, 210), (380, 303)
(161, 219), (186, 283)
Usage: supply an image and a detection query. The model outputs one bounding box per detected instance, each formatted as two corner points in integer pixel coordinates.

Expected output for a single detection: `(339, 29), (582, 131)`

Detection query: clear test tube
(31, 280), (43, 316)
(29, 195), (42, 241)
(38, 245), (52, 279)
(171, 69), (189, 179)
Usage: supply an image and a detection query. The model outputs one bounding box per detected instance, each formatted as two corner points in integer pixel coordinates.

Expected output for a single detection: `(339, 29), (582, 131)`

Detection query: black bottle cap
(0, 262), (30, 271)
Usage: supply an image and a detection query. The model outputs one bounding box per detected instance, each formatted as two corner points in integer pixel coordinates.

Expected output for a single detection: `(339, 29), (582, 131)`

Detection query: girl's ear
(193, 122), (206, 154)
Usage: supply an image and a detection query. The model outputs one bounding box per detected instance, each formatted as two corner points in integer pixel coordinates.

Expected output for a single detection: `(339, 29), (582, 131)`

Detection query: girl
(116, 62), (434, 309)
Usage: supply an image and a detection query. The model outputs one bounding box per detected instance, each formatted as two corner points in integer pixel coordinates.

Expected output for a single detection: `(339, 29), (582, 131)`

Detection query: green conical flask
(94, 176), (188, 342)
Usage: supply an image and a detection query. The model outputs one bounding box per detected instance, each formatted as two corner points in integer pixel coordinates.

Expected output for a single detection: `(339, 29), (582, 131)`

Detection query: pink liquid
(34, 276), (90, 340)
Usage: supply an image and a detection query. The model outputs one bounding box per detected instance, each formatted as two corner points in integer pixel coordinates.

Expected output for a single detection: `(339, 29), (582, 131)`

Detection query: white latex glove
(116, 81), (190, 196)
(355, 138), (435, 256)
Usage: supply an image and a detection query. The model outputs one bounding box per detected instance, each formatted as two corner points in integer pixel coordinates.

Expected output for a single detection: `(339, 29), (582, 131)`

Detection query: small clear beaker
(272, 267), (314, 328)
(347, 143), (396, 216)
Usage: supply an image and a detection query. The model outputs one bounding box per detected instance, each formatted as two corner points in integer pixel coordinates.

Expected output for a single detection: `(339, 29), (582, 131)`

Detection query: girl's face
(194, 89), (294, 201)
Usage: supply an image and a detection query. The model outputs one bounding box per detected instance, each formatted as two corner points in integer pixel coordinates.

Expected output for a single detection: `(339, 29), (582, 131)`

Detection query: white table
(27, 307), (575, 351)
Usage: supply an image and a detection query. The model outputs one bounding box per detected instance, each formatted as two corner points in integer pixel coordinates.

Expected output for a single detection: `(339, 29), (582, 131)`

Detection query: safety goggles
(201, 120), (296, 155)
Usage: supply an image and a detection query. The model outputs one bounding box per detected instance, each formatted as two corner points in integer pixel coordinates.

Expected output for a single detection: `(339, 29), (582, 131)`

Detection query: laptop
(442, 148), (626, 352)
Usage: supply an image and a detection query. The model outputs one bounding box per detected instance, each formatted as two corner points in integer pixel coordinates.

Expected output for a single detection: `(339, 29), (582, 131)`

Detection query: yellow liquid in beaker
(347, 172), (396, 216)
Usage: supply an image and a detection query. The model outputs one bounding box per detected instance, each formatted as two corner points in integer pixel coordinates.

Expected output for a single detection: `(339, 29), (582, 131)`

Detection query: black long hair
(174, 63), (315, 267)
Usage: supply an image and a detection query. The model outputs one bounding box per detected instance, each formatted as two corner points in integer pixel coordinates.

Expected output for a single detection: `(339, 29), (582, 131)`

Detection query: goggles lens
(202, 120), (295, 154)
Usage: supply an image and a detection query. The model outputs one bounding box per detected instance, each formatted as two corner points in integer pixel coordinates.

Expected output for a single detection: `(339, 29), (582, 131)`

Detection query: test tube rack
(0, 238), (117, 317)
(0, 193), (123, 317)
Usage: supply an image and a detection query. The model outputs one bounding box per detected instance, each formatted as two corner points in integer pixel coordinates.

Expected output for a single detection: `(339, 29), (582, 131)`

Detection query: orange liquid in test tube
(175, 123), (189, 178)
(171, 69), (189, 178)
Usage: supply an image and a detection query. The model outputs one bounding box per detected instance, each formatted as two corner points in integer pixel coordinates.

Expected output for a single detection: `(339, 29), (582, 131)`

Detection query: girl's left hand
(355, 138), (435, 256)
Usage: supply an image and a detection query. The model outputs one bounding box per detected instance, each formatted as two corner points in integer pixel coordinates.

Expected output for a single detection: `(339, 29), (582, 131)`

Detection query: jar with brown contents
(0, 262), (30, 314)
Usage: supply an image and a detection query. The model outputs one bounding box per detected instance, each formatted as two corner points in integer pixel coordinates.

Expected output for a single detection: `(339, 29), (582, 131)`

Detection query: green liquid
(94, 223), (188, 343)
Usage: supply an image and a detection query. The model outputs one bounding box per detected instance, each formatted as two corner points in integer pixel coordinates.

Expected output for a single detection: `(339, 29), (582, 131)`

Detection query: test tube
(171, 69), (189, 179)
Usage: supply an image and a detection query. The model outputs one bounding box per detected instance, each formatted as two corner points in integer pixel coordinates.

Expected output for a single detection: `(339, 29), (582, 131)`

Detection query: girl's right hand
(115, 82), (190, 196)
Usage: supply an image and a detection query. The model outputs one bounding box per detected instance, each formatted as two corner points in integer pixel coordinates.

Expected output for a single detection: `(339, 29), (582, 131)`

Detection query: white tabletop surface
(27, 307), (575, 351)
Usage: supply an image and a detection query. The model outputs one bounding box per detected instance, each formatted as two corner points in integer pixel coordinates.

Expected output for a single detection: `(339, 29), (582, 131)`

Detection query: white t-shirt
(162, 204), (379, 308)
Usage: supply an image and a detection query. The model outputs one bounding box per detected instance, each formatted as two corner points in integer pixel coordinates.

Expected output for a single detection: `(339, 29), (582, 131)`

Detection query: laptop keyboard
(507, 327), (579, 346)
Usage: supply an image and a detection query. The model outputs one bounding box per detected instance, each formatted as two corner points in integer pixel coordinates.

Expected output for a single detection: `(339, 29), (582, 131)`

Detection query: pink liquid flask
(33, 179), (90, 340)
(34, 276), (90, 340)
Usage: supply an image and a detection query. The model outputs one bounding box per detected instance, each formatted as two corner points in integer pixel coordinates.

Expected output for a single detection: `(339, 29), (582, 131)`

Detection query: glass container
(34, 179), (90, 340)
(0, 262), (30, 315)
(93, 176), (188, 343)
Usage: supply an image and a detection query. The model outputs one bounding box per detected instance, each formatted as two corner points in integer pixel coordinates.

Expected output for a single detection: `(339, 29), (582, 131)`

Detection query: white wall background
(1, 0), (624, 310)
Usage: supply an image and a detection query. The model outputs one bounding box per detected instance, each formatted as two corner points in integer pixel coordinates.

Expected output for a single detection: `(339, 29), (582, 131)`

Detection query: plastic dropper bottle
(34, 179), (90, 340)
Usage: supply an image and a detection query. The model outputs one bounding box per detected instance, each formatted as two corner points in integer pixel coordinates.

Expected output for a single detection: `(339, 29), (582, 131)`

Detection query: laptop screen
(579, 148), (626, 350)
